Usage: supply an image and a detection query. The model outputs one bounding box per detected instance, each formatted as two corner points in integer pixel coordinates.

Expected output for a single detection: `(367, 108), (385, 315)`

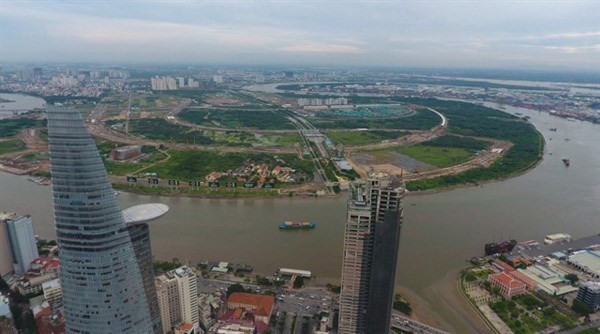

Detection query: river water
(0, 93), (46, 119)
(0, 99), (598, 332)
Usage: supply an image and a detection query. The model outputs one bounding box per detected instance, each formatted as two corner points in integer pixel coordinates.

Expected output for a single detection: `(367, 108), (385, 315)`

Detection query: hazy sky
(1, 1), (599, 70)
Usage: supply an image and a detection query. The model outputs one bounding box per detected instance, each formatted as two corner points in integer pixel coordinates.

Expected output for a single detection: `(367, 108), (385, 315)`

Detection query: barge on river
(279, 221), (316, 230)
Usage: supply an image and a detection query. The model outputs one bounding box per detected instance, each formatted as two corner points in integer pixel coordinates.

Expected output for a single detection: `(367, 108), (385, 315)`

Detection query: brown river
(0, 103), (598, 332)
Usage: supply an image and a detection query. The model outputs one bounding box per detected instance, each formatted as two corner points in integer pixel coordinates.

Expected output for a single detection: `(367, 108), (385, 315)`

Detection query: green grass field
(142, 150), (314, 181)
(0, 117), (45, 138)
(327, 130), (409, 146)
(355, 135), (489, 168)
(20, 152), (50, 161)
(179, 108), (296, 130)
(104, 160), (149, 176)
(0, 139), (27, 154)
(309, 108), (440, 130)
(397, 146), (475, 168)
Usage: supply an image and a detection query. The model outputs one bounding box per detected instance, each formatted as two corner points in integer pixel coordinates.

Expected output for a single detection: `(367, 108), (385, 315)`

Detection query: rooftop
(30, 257), (60, 271)
(490, 272), (523, 288)
(568, 251), (600, 273)
(121, 203), (169, 224)
(228, 293), (275, 317)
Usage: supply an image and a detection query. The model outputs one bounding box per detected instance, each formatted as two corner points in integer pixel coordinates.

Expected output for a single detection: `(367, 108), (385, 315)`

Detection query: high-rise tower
(47, 106), (154, 333)
(2, 213), (39, 276)
(128, 222), (162, 334)
(155, 266), (199, 333)
(338, 173), (405, 334)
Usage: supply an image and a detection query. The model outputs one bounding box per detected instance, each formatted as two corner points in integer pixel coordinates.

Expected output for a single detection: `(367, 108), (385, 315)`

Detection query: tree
(572, 299), (593, 316)
(293, 276), (305, 289)
(227, 283), (246, 297)
(0, 277), (8, 291)
(326, 283), (341, 294)
(393, 294), (413, 316)
(464, 273), (477, 282)
(565, 273), (579, 285)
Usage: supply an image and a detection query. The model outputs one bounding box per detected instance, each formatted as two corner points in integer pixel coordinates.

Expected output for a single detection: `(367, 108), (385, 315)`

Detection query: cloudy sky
(1, 1), (598, 70)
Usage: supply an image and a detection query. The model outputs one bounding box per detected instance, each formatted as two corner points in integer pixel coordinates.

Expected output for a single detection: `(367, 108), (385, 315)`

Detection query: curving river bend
(1, 101), (598, 332)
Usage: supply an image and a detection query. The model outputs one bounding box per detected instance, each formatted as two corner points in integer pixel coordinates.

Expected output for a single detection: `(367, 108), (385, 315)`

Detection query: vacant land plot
(356, 135), (488, 169)
(147, 150), (314, 181)
(308, 108), (440, 130)
(0, 117), (45, 138)
(327, 130), (409, 146)
(179, 108), (295, 130)
(0, 139), (27, 154)
(396, 146), (475, 168)
(127, 118), (214, 144)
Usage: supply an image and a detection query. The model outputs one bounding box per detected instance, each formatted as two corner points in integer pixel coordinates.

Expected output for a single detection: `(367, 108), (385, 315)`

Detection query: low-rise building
(42, 279), (62, 306)
(278, 267), (312, 278)
(544, 233), (572, 245)
(567, 250), (600, 278)
(30, 295), (66, 334)
(0, 293), (11, 318)
(198, 293), (216, 331)
(14, 258), (60, 295)
(508, 270), (537, 290)
(215, 322), (256, 334)
(488, 272), (526, 298)
(223, 292), (274, 333)
(518, 265), (578, 296)
(110, 145), (142, 161)
(174, 322), (196, 334)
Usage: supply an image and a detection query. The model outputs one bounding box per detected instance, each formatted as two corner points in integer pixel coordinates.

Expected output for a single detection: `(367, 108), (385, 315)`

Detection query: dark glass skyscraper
(127, 222), (162, 334)
(339, 173), (405, 334)
(47, 106), (154, 333)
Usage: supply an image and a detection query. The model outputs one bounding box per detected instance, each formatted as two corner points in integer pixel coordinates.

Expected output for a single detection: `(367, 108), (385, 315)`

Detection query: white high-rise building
(151, 76), (178, 90)
(0, 212), (14, 276)
(156, 266), (199, 334)
(2, 213), (39, 276)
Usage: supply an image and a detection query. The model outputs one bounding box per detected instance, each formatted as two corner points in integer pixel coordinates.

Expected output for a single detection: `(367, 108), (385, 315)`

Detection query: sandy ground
(395, 285), (454, 332)
(420, 269), (494, 333)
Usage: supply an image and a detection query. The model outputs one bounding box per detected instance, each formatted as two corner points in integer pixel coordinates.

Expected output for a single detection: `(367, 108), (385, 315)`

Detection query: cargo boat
(484, 239), (517, 255)
(279, 221), (316, 230)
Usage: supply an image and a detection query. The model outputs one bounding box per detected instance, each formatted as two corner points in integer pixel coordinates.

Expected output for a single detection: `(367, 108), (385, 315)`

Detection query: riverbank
(422, 269), (494, 333)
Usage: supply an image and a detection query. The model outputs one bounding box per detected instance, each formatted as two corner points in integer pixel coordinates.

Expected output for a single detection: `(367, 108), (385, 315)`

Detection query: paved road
(558, 318), (600, 334)
(391, 311), (450, 334)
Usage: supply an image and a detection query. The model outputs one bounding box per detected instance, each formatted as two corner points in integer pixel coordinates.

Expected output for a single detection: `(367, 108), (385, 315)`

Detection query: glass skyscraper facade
(47, 106), (154, 333)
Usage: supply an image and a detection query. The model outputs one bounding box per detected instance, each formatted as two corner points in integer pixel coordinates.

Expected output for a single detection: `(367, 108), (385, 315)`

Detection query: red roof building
(226, 292), (275, 328)
(30, 258), (60, 273)
(493, 259), (515, 272)
(488, 272), (526, 298)
(509, 270), (537, 290)
(34, 304), (65, 334)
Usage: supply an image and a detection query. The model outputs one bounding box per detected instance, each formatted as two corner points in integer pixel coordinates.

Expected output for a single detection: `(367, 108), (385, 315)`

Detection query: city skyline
(1, 1), (599, 70)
